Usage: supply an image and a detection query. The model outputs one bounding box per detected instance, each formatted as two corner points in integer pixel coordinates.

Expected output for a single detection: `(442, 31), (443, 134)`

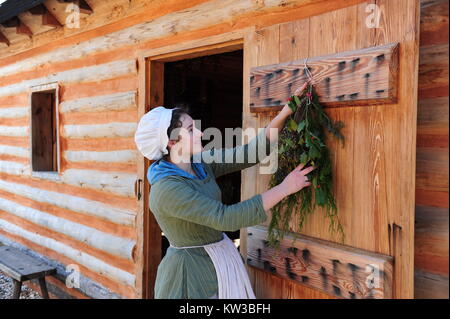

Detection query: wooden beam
(1, 16), (33, 37)
(42, 10), (62, 27)
(249, 42), (399, 112)
(0, 30), (10, 46)
(55, 0), (93, 14)
(78, 0), (93, 14)
(0, 246), (56, 282)
(28, 4), (47, 15)
(29, 4), (62, 27)
(16, 18), (33, 37)
(246, 226), (394, 299)
(1, 17), (20, 28)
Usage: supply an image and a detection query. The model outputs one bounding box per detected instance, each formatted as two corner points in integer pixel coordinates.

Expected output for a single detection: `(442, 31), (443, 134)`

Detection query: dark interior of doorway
(161, 49), (244, 258)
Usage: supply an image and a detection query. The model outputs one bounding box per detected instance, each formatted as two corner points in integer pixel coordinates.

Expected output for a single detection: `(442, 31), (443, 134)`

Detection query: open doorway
(160, 49), (244, 259)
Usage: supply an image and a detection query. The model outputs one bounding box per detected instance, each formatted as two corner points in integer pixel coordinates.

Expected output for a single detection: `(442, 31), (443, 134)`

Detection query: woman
(134, 82), (315, 299)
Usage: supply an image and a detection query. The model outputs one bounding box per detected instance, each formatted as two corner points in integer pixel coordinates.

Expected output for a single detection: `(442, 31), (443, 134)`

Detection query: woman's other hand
(261, 162), (316, 211)
(280, 163), (315, 196)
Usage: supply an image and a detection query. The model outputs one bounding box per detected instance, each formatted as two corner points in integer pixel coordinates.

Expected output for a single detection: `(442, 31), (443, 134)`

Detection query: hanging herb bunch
(267, 82), (346, 248)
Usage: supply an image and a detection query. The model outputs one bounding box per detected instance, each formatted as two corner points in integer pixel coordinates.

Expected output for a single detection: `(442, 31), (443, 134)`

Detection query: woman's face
(168, 113), (204, 161)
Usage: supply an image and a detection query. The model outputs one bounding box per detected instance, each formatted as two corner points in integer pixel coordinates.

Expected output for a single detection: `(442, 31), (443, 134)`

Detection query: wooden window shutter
(31, 90), (57, 172)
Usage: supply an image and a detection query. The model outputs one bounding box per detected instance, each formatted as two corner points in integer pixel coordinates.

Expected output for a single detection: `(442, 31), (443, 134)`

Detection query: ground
(0, 270), (42, 299)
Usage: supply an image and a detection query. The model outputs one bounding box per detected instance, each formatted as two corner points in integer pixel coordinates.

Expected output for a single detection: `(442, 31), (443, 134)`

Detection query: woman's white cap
(134, 106), (174, 160)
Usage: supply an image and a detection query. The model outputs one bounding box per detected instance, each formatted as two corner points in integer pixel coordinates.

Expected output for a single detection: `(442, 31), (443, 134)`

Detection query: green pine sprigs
(267, 84), (346, 248)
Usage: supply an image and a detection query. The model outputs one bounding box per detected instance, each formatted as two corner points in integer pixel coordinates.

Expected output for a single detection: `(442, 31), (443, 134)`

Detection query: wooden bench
(0, 246), (56, 299)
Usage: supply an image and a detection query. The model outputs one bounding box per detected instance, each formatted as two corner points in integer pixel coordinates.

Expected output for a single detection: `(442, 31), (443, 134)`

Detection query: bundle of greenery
(267, 83), (346, 248)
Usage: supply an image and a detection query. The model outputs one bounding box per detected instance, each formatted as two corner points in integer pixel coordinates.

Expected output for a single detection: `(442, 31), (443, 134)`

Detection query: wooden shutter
(31, 91), (57, 171)
(241, 0), (419, 299)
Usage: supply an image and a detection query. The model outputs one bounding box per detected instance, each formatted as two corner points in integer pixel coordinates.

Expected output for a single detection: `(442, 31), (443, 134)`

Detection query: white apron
(169, 232), (256, 299)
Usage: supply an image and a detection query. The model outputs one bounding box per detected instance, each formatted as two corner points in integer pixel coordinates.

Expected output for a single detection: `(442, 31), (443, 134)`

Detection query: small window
(31, 89), (59, 172)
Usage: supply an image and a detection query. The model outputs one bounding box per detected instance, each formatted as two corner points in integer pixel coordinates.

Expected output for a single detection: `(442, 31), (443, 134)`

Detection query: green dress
(149, 126), (276, 298)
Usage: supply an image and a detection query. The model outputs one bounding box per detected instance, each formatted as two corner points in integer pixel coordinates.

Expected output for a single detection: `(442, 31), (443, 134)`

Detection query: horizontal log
(63, 122), (137, 138)
(415, 189), (449, 208)
(0, 106), (28, 118)
(416, 147), (449, 191)
(415, 205), (449, 276)
(417, 134), (449, 148)
(0, 160), (27, 175)
(63, 137), (136, 152)
(0, 145), (28, 158)
(414, 269), (449, 299)
(419, 0), (449, 46)
(247, 226), (393, 299)
(64, 150), (137, 164)
(0, 93), (28, 108)
(0, 179), (135, 227)
(417, 96), (448, 132)
(0, 125), (27, 137)
(250, 42), (399, 112)
(0, 158), (136, 197)
(0, 219), (135, 287)
(60, 91), (137, 113)
(418, 44), (449, 92)
(61, 109), (137, 126)
(0, 59), (137, 97)
(0, 197), (136, 260)
(61, 169), (136, 197)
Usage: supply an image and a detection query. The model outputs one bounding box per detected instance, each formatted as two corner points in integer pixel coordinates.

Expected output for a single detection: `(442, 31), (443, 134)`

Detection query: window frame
(29, 82), (61, 180)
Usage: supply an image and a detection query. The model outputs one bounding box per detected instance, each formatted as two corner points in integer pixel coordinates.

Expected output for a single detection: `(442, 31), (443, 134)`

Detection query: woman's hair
(163, 102), (191, 160)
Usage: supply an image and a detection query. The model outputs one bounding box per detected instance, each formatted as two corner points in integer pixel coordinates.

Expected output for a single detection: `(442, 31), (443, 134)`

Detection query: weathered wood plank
(420, 0), (449, 46)
(416, 146), (449, 192)
(414, 269), (449, 299)
(0, 246), (56, 281)
(418, 43), (449, 99)
(247, 226), (393, 299)
(415, 205), (449, 277)
(249, 42), (399, 112)
(0, 30), (9, 46)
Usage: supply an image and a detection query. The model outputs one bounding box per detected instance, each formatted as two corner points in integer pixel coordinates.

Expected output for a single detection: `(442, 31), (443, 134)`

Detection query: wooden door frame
(135, 28), (252, 298)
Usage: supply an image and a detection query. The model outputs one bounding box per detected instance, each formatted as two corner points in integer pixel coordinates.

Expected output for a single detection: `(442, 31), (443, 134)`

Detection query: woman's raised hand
(281, 81), (310, 116)
(293, 81), (309, 96)
(280, 163), (316, 196)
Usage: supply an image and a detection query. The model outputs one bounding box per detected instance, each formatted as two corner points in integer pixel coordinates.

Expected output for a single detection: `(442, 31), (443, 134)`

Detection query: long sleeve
(150, 177), (268, 232)
(196, 125), (277, 178)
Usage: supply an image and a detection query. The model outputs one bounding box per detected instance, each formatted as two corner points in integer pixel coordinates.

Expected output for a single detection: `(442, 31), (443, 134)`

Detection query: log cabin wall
(0, 0), (374, 299)
(414, 0), (449, 299)
(242, 0), (419, 299)
(0, 0), (434, 299)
